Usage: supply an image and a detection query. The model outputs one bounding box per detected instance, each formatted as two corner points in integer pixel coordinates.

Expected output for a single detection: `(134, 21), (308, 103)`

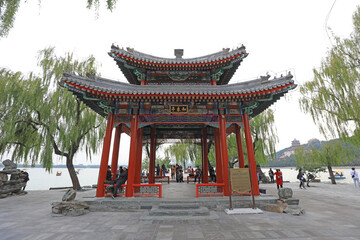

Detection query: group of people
(106, 165), (128, 198)
(268, 168), (283, 189)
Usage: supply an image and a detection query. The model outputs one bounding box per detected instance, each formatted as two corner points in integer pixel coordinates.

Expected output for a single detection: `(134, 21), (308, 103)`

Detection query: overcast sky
(0, 0), (359, 166)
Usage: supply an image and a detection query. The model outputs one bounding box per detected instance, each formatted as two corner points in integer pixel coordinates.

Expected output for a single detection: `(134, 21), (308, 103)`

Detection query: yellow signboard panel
(230, 168), (251, 194)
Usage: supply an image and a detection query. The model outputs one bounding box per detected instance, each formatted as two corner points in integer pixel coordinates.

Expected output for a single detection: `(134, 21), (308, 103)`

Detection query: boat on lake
(75, 169), (80, 174)
(56, 171), (62, 176)
(329, 170), (346, 179)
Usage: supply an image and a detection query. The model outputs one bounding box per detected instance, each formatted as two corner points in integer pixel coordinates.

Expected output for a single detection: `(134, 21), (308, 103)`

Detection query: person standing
(156, 164), (160, 176)
(350, 167), (360, 188)
(274, 169), (283, 189)
(161, 163), (166, 176)
(268, 168), (274, 183)
(21, 170), (29, 190)
(171, 165), (176, 179)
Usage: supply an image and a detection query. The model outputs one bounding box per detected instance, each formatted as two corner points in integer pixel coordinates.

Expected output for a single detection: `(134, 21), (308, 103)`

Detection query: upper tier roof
(109, 45), (248, 85)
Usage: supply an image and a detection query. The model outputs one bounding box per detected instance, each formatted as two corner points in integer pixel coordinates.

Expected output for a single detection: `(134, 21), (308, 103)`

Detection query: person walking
(274, 169), (283, 189)
(297, 169), (306, 189)
(268, 168), (274, 183)
(350, 167), (360, 188)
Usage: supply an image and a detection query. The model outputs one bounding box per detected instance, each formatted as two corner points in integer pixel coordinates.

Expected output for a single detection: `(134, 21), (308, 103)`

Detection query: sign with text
(169, 105), (188, 114)
(230, 168), (251, 193)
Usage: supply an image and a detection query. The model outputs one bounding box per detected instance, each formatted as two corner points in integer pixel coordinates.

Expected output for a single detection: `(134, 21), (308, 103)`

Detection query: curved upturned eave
(61, 72), (296, 99)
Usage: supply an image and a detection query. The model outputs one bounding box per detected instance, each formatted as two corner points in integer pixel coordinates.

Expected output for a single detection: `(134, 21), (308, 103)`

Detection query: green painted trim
(124, 63), (136, 70)
(211, 69), (224, 81)
(134, 69), (145, 81)
(257, 94), (274, 102)
(243, 101), (259, 115)
(98, 100), (114, 114)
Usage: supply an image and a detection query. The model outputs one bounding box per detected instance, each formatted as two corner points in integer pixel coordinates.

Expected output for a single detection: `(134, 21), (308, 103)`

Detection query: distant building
(291, 139), (300, 149)
(281, 139), (301, 158)
(308, 138), (320, 145)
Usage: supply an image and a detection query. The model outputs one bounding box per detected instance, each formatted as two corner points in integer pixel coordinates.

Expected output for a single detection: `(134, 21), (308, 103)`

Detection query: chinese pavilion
(61, 45), (296, 198)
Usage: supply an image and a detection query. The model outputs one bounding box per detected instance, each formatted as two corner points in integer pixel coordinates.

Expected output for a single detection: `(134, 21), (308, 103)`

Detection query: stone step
(149, 206), (210, 216)
(158, 203), (200, 209)
(141, 212), (219, 221)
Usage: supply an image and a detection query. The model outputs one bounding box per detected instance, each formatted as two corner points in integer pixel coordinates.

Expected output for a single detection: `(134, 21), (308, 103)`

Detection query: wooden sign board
(169, 105), (188, 114)
(230, 168), (251, 193)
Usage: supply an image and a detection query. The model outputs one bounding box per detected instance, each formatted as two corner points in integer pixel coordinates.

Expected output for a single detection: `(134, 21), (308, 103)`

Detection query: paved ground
(1, 181), (360, 240)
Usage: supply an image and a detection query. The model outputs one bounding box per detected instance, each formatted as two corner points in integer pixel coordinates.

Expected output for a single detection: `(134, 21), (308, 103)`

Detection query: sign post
(227, 164), (233, 210)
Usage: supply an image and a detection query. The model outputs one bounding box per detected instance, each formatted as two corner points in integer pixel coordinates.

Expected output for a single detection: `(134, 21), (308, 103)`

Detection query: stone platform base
(77, 195), (278, 212)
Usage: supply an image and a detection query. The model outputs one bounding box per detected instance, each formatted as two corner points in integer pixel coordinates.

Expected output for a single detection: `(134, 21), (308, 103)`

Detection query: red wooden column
(111, 124), (122, 180)
(125, 110), (139, 197)
(202, 128), (209, 183)
(200, 138), (204, 183)
(219, 113), (230, 196)
(243, 114), (260, 196)
(149, 128), (156, 184)
(134, 128), (144, 184)
(235, 125), (245, 168)
(96, 113), (114, 197)
(214, 128), (223, 183)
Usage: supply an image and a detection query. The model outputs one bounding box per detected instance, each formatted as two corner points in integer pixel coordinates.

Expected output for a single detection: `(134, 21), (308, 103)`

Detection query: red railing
(187, 175), (195, 183)
(196, 183), (225, 197)
(104, 183), (126, 196)
(133, 184), (162, 198)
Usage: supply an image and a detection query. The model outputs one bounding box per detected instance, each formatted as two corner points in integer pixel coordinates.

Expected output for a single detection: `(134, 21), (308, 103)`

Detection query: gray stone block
(278, 187), (293, 199)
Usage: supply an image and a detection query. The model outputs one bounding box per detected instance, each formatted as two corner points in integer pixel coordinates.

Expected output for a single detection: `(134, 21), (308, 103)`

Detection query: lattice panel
(134, 186), (160, 194)
(198, 185), (224, 194)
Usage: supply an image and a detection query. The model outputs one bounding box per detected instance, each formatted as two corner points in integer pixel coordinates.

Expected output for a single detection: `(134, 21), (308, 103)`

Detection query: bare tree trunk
(257, 166), (270, 183)
(66, 155), (81, 190)
(327, 165), (336, 184)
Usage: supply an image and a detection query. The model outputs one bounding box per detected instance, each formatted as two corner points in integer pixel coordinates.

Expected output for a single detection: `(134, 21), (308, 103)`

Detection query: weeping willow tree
(295, 141), (352, 184)
(0, 48), (106, 190)
(299, 6), (360, 146)
(0, 0), (117, 38)
(164, 141), (189, 167)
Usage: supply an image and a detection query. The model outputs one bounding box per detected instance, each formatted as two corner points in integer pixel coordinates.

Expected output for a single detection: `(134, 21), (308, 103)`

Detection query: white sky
(0, 0), (359, 166)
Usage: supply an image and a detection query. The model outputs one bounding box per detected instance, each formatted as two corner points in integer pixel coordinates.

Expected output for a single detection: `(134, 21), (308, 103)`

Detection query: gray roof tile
(61, 72), (296, 96)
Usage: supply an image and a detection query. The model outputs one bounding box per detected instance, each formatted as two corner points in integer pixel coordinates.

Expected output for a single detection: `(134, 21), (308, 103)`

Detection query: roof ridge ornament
(174, 49), (183, 59)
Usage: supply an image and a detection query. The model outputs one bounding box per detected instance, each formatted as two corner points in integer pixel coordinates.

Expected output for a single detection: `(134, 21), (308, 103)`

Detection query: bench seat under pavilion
(61, 45), (296, 197)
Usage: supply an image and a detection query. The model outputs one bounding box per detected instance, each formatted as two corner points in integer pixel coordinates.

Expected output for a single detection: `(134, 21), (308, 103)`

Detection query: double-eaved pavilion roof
(61, 45), (297, 140)
(109, 45), (248, 85)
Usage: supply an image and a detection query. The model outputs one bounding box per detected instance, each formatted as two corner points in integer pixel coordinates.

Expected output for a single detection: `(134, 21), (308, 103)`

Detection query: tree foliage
(299, 6), (360, 143)
(0, 0), (117, 38)
(295, 141), (352, 184)
(0, 47), (106, 189)
(0, 0), (20, 38)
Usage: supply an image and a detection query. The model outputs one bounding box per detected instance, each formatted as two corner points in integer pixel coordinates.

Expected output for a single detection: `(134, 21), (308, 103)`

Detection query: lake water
(21, 167), (355, 190)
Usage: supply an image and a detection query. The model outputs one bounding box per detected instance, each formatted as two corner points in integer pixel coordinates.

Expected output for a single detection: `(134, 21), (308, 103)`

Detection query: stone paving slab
(1, 182), (360, 239)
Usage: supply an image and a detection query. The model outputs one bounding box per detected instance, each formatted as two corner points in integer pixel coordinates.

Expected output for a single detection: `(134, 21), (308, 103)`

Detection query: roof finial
(174, 49), (183, 59)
